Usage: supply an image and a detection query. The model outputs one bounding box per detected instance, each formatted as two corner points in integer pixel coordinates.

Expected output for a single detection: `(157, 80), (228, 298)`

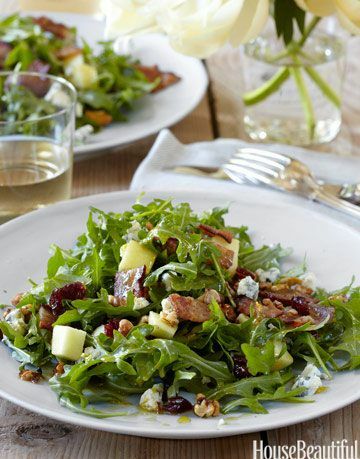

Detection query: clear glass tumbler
(0, 72), (76, 223)
(242, 31), (346, 146)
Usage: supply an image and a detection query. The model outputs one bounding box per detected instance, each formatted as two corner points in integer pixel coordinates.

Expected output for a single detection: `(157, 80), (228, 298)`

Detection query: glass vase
(242, 28), (346, 146)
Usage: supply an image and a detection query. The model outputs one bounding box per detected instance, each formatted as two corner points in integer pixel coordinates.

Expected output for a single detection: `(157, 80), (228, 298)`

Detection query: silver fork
(223, 148), (360, 219)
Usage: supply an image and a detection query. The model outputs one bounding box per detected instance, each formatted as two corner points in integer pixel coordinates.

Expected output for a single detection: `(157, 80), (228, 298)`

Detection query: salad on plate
(0, 14), (180, 141)
(0, 198), (359, 419)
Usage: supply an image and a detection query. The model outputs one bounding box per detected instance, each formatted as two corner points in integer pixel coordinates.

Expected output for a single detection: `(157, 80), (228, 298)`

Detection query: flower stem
(267, 17), (322, 64)
(289, 66), (315, 140)
(243, 67), (290, 106)
(304, 66), (341, 108)
(298, 16), (322, 48)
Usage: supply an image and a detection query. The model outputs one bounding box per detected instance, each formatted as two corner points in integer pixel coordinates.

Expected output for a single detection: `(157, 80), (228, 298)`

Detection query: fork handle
(313, 188), (360, 220)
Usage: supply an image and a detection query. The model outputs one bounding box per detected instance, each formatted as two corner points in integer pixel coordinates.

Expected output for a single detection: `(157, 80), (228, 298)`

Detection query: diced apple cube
(148, 311), (177, 339)
(119, 240), (156, 274)
(70, 63), (98, 89)
(51, 325), (86, 361)
(212, 236), (240, 276)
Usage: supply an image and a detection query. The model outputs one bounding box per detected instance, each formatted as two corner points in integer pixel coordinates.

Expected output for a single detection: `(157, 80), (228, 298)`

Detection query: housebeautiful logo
(253, 440), (358, 459)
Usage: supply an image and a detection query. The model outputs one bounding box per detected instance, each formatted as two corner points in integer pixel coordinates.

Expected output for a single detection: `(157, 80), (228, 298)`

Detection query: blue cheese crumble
(292, 363), (324, 396)
(237, 276), (259, 300)
(256, 267), (280, 283)
(139, 383), (163, 412)
(5, 309), (27, 335)
(300, 272), (317, 290)
(124, 221), (141, 243)
(133, 297), (150, 310)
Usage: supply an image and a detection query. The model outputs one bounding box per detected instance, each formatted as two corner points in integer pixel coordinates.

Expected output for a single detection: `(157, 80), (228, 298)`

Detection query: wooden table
(1, 43), (360, 459)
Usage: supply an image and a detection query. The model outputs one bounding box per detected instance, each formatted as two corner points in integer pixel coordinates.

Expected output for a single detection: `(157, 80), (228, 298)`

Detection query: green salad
(0, 198), (359, 419)
(0, 14), (179, 130)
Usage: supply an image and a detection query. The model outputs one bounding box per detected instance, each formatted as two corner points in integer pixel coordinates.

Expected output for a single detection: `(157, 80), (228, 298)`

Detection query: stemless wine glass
(0, 71), (76, 223)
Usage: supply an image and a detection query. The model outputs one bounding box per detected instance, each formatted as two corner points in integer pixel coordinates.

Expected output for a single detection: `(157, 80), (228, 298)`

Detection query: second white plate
(29, 12), (209, 157)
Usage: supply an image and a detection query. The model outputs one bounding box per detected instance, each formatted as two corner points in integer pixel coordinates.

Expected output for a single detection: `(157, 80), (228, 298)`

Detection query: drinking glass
(242, 30), (345, 146)
(0, 71), (76, 223)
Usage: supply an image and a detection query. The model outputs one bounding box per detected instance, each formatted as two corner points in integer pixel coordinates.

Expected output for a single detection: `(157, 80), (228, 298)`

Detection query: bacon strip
(114, 266), (148, 300)
(39, 305), (56, 330)
(85, 110), (113, 127)
(259, 287), (334, 325)
(198, 224), (233, 243)
(135, 65), (181, 93)
(213, 242), (234, 270)
(168, 293), (210, 323)
(33, 16), (73, 40)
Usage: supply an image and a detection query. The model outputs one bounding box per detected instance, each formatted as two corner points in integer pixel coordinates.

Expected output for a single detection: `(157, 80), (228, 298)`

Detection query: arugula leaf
(222, 385), (308, 414)
(239, 244), (291, 271)
(241, 341), (275, 376)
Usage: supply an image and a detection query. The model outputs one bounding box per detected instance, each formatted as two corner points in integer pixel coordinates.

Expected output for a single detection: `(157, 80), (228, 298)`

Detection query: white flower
(237, 276), (259, 300)
(295, 0), (360, 34)
(104, 0), (270, 58)
(139, 383), (163, 412)
(104, 0), (159, 39)
(294, 0), (336, 17)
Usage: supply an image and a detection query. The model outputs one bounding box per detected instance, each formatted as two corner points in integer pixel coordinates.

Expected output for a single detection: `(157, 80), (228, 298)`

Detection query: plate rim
(0, 188), (359, 438)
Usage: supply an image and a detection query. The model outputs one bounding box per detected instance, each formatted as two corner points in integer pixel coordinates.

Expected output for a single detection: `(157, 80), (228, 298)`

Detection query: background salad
(0, 14), (180, 130)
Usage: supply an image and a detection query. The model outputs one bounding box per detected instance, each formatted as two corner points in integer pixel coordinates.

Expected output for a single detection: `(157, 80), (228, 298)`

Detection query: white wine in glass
(0, 72), (76, 224)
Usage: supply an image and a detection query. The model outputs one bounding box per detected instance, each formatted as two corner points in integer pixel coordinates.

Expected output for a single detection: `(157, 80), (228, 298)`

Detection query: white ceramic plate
(0, 189), (359, 438)
(25, 12), (208, 157)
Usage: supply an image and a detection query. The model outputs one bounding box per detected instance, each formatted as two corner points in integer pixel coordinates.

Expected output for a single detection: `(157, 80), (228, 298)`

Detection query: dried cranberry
(221, 304), (237, 322)
(163, 396), (193, 414)
(165, 238), (178, 256)
(232, 355), (251, 379)
(291, 296), (311, 316)
(49, 282), (86, 316)
(104, 318), (121, 338)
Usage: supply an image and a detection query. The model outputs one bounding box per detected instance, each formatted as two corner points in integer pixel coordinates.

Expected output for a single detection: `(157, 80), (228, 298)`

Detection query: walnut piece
(11, 292), (23, 306)
(138, 315), (149, 325)
(107, 295), (126, 307)
(54, 362), (65, 375)
(193, 393), (220, 418)
(19, 370), (42, 383)
(118, 319), (133, 337)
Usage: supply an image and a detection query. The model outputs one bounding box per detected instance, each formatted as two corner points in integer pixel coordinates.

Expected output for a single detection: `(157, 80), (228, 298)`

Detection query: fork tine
(233, 152), (286, 171)
(229, 158), (279, 178)
(235, 147), (292, 165)
(223, 163), (273, 186)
